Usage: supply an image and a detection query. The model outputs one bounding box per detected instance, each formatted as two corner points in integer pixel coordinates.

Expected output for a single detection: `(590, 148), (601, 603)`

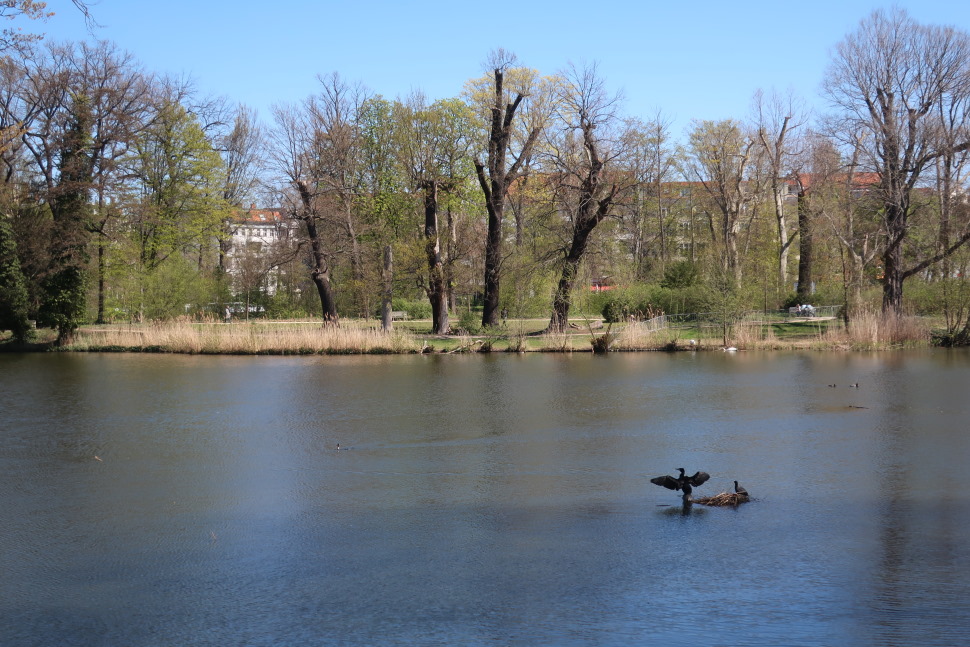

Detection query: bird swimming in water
(734, 480), (749, 498)
(651, 468), (711, 504)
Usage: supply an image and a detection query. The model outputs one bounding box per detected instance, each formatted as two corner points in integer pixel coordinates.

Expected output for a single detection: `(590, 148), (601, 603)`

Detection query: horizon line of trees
(4, 7), (970, 345)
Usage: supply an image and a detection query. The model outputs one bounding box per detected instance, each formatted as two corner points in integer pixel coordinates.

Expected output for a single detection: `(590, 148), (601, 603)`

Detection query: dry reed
(613, 322), (688, 350)
(822, 308), (930, 349)
(70, 321), (421, 355)
(693, 492), (750, 506)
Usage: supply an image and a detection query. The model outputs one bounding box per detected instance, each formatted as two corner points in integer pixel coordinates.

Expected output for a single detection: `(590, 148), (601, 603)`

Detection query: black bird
(651, 468), (711, 503)
(734, 480), (749, 497)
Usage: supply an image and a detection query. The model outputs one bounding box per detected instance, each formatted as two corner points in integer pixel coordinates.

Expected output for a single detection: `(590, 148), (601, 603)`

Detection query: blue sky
(33, 0), (970, 137)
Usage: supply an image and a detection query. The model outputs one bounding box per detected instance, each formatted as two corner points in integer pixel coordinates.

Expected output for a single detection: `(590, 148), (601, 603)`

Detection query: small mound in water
(693, 492), (750, 507)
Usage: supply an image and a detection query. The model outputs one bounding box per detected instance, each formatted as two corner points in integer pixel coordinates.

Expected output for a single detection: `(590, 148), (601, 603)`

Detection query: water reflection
(1, 350), (969, 646)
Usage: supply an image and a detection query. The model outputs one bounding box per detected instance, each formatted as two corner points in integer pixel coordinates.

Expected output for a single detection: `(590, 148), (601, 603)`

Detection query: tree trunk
(774, 190), (789, 299)
(882, 236), (904, 313)
(476, 68), (539, 329)
(796, 190), (813, 301)
(549, 256), (580, 332)
(304, 216), (338, 324)
(882, 203), (906, 313)
(445, 203), (456, 312)
(546, 188), (617, 332)
(481, 190), (504, 328)
(423, 181), (448, 334)
(381, 245), (393, 332)
(96, 238), (106, 324)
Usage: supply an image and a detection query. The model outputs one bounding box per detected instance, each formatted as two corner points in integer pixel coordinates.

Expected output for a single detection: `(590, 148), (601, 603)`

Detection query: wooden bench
(390, 311), (409, 321)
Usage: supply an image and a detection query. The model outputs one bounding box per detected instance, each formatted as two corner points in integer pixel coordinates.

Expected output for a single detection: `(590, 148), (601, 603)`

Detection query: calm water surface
(1, 350), (969, 646)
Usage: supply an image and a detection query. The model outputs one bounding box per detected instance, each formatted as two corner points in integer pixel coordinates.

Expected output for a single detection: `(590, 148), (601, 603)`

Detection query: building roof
(793, 172), (881, 192)
(232, 205), (285, 224)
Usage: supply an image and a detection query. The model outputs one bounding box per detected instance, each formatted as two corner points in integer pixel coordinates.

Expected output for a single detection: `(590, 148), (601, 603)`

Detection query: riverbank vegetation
(3, 8), (970, 349)
(0, 306), (936, 355)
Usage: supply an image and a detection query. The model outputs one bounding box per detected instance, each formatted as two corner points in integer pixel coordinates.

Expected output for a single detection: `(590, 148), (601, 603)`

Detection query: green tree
(37, 90), (92, 344)
(685, 119), (758, 286)
(395, 95), (476, 334)
(0, 213), (31, 341)
(128, 99), (229, 273)
(358, 95), (410, 330)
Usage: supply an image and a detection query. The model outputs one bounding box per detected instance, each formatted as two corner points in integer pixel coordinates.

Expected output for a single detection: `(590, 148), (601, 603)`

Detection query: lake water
(2, 350), (969, 646)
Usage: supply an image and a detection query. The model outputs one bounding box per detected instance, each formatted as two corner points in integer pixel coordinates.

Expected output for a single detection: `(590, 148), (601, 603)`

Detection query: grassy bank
(57, 321), (421, 355)
(0, 310), (941, 355)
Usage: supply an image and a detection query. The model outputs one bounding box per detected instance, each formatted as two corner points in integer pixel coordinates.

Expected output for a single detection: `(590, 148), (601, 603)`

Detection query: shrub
(602, 298), (630, 323)
(455, 308), (481, 334)
(660, 261), (700, 289)
(380, 298), (433, 321)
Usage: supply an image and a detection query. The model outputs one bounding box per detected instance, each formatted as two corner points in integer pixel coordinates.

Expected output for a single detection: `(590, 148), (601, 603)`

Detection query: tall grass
(69, 321), (420, 354)
(28, 309), (935, 355)
(822, 308), (931, 349)
(613, 322), (690, 350)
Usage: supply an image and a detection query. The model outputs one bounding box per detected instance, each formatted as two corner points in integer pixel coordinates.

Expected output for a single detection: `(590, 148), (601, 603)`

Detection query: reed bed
(822, 309), (930, 350)
(693, 492), (750, 506)
(70, 322), (421, 355)
(613, 322), (693, 351)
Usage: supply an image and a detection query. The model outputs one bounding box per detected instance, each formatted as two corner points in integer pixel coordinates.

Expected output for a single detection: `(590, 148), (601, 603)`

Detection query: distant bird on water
(734, 480), (749, 497)
(651, 468), (711, 504)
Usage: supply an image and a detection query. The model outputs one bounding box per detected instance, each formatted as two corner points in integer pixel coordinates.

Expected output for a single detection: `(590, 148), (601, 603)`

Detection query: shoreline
(0, 315), (946, 354)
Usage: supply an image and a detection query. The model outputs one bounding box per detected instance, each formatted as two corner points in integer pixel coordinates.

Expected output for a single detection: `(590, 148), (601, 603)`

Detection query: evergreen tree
(40, 92), (94, 345)
(0, 215), (32, 342)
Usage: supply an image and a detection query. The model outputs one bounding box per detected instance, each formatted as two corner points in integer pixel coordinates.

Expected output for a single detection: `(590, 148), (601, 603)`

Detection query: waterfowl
(734, 480), (749, 497)
(651, 468), (711, 503)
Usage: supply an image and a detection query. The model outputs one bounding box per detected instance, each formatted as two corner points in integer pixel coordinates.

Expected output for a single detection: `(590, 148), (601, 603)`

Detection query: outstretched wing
(687, 471), (711, 486)
(651, 475), (681, 491)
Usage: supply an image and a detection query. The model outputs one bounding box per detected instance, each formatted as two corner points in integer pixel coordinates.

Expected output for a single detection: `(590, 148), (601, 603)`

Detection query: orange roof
(233, 207), (284, 224)
(793, 172), (881, 192)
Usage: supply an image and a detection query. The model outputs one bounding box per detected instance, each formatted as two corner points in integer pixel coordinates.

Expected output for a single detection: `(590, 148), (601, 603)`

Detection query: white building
(225, 206), (296, 297)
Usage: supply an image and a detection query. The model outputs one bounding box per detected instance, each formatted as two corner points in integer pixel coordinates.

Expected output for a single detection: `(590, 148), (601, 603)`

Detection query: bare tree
(932, 77), (970, 336)
(790, 131), (841, 303)
(217, 104), (264, 270)
(806, 132), (883, 317)
(825, 8), (970, 313)
(621, 112), (677, 277)
(686, 119), (757, 285)
(753, 89), (805, 300)
(312, 73), (369, 317)
(474, 50), (541, 328)
(1, 1), (94, 55)
(544, 63), (626, 333)
(268, 102), (339, 323)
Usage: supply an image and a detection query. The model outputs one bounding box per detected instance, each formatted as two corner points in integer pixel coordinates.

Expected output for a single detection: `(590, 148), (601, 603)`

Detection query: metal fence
(636, 306), (841, 332)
